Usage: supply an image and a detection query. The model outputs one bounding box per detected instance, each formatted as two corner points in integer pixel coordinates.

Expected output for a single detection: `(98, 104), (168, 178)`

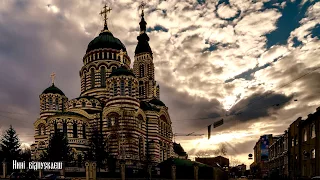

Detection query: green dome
(109, 66), (136, 78)
(86, 30), (127, 53)
(42, 84), (65, 95)
(149, 98), (166, 106)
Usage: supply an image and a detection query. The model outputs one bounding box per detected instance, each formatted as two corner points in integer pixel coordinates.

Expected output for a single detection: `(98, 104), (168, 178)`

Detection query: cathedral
(31, 5), (174, 166)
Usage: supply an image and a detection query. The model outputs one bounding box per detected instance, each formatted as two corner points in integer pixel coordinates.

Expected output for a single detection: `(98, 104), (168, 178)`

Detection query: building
(30, 5), (174, 167)
(172, 142), (188, 159)
(268, 130), (289, 179)
(195, 156), (229, 168)
(251, 134), (277, 178)
(288, 107), (320, 179)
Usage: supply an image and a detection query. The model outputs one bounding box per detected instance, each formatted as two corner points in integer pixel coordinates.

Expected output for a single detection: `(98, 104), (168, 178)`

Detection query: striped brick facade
(31, 10), (173, 166)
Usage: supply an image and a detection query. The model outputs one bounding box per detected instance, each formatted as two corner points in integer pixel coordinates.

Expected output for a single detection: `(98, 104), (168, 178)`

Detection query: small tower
(39, 73), (68, 119)
(133, 2), (156, 101)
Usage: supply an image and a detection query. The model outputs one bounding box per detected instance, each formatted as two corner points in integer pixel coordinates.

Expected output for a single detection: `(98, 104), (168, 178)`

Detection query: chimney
(308, 114), (313, 118)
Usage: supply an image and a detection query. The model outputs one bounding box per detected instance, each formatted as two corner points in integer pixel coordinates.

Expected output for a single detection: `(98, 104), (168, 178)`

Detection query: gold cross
(139, 1), (146, 14)
(100, 4), (112, 26)
(50, 72), (56, 84)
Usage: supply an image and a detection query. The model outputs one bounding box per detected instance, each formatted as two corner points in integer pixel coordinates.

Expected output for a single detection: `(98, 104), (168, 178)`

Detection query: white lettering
(12, 160), (25, 170)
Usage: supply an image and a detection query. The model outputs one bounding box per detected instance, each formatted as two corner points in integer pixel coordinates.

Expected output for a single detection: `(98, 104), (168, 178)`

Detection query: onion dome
(86, 26), (127, 53)
(135, 10), (152, 55)
(109, 66), (136, 78)
(42, 83), (65, 95)
(149, 98), (166, 106)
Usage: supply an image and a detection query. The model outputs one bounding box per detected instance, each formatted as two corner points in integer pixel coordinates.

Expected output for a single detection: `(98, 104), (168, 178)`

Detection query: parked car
(240, 176), (247, 179)
(312, 176), (320, 179)
(39, 174), (71, 180)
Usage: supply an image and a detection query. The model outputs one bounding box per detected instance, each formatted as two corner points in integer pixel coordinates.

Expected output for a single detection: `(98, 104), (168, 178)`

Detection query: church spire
(139, 2), (147, 34)
(135, 1), (152, 55)
(100, 4), (112, 32)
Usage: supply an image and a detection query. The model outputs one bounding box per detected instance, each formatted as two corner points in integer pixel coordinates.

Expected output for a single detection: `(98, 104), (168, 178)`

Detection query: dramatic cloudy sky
(0, 0), (319, 167)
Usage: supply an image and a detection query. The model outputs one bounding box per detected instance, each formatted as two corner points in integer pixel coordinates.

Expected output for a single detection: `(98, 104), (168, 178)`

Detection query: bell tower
(133, 2), (158, 101)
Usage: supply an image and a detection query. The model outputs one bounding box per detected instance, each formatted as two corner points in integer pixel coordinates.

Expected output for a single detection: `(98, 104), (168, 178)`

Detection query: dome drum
(83, 49), (131, 67)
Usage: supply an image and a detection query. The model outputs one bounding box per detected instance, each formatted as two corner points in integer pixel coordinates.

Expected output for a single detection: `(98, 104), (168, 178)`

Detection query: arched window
(73, 123), (78, 138)
(49, 97), (53, 110)
(63, 122), (67, 136)
(113, 82), (118, 96)
(82, 124), (86, 139)
(73, 102), (76, 108)
(120, 80), (125, 96)
(84, 73), (87, 91)
(311, 149), (315, 159)
(139, 64), (144, 77)
(311, 124), (316, 138)
(139, 81), (144, 96)
(112, 66), (116, 72)
(82, 101), (86, 107)
(128, 81), (132, 96)
(101, 66), (106, 87)
(90, 68), (95, 88)
(38, 124), (45, 135)
(55, 98), (59, 110)
(92, 102), (96, 108)
(303, 130), (307, 141)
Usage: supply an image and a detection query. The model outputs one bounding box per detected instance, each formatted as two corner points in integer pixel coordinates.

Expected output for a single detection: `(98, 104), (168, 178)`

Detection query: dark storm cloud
(229, 92), (294, 122)
(0, 1), (91, 141)
(158, 83), (226, 133)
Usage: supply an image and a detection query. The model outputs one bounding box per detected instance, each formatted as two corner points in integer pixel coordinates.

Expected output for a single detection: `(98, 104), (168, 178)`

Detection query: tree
(20, 145), (31, 162)
(213, 143), (227, 156)
(229, 156), (241, 167)
(45, 132), (73, 162)
(0, 125), (21, 162)
(86, 127), (109, 169)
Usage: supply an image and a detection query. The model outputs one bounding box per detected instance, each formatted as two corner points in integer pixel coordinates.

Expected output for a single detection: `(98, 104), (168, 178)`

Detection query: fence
(1, 161), (227, 180)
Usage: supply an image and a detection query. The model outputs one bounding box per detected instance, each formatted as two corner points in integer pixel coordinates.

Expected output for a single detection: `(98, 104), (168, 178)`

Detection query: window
(49, 97), (53, 110)
(120, 80), (125, 96)
(311, 124), (316, 138)
(101, 67), (106, 87)
(90, 68), (95, 88)
(73, 123), (78, 138)
(82, 102), (86, 107)
(112, 66), (116, 72)
(82, 124), (86, 139)
(111, 117), (115, 126)
(311, 149), (315, 159)
(139, 64), (144, 77)
(128, 81), (132, 96)
(139, 81), (144, 96)
(295, 135), (298, 145)
(303, 130), (307, 141)
(113, 83), (118, 96)
(92, 102), (96, 108)
(63, 123), (67, 136)
(73, 102), (76, 108)
(55, 98), (59, 110)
